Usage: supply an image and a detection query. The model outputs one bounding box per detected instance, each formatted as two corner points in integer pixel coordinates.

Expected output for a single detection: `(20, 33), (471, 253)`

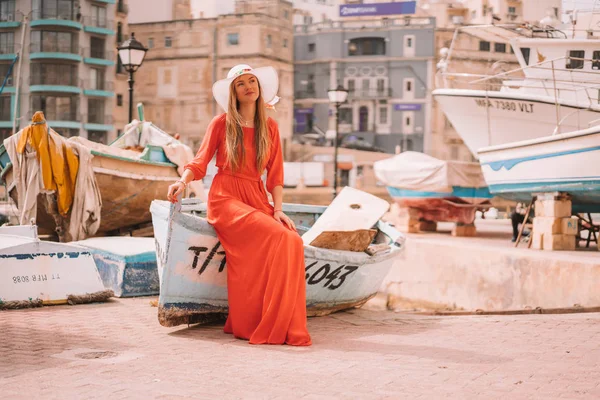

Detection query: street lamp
(327, 83), (349, 199)
(117, 32), (148, 123)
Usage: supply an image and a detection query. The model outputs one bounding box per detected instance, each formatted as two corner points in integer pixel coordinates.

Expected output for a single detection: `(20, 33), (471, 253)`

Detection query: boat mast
(12, 15), (27, 135)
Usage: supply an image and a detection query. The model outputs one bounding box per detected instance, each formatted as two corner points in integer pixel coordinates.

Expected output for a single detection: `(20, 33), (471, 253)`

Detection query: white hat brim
(212, 66), (279, 112)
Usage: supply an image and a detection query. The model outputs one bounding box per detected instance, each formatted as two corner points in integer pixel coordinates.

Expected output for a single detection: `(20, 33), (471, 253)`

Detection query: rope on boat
(67, 290), (114, 305)
(0, 298), (43, 310)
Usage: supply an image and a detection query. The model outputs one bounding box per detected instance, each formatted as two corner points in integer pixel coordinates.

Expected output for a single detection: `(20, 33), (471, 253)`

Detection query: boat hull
(433, 89), (600, 157)
(73, 237), (159, 298)
(478, 127), (600, 213)
(0, 226), (106, 305)
(150, 200), (404, 327)
(1, 148), (198, 238)
(387, 186), (492, 224)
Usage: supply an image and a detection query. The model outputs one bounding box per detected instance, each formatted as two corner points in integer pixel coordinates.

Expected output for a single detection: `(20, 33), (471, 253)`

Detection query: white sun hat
(212, 64), (280, 112)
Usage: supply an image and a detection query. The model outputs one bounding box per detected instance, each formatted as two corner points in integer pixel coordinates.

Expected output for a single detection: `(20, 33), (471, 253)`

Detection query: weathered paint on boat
(0, 225), (107, 305)
(150, 199), (405, 327)
(73, 237), (158, 297)
(0, 142), (201, 239)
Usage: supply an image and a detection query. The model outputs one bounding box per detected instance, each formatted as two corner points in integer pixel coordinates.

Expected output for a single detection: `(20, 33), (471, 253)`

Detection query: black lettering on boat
(188, 246), (208, 270)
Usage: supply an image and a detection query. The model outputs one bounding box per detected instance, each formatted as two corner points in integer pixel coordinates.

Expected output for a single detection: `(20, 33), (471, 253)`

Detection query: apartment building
(294, 15), (436, 154)
(114, 0), (129, 137)
(0, 0), (119, 144)
(128, 0), (295, 151)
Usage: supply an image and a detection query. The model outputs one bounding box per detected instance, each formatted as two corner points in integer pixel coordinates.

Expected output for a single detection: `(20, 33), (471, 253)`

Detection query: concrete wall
(383, 235), (600, 311)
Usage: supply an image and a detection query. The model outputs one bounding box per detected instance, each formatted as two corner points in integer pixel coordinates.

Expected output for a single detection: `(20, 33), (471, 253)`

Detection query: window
(164, 69), (172, 84)
(30, 63), (77, 86)
(227, 33), (239, 46)
(347, 79), (355, 93)
(30, 30), (76, 53)
(379, 107), (387, 124)
(508, 6), (516, 14)
(361, 79), (370, 92)
(403, 78), (414, 100)
(90, 5), (107, 28)
(88, 98), (105, 124)
(406, 81), (412, 92)
(479, 41), (491, 51)
(308, 43), (315, 52)
(450, 146), (459, 160)
(32, 95), (78, 121)
(0, 64), (12, 86)
(0, 0), (16, 22)
(521, 47), (530, 65)
(0, 96), (10, 120)
(0, 32), (12, 54)
(339, 108), (352, 124)
(117, 94), (123, 106)
(377, 79), (385, 93)
(266, 34), (272, 48)
(165, 36), (172, 48)
(348, 37), (386, 56)
(403, 35), (415, 57)
(494, 43), (506, 53)
(147, 37), (154, 49)
(90, 36), (105, 58)
(567, 50), (585, 69)
(303, 15), (312, 25)
(283, 9), (288, 19)
(307, 74), (315, 93)
(90, 67), (105, 90)
(593, 51), (600, 70)
(403, 111), (414, 134)
(117, 22), (123, 43)
(32, 0), (78, 20)
(283, 38), (288, 48)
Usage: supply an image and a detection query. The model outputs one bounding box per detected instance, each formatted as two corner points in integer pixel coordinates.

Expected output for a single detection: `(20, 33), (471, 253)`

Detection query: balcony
(347, 89), (393, 99)
(84, 114), (114, 132)
(0, 42), (19, 61)
(31, 7), (83, 30)
(29, 68), (80, 93)
(83, 79), (115, 97)
(294, 16), (435, 34)
(83, 16), (115, 35)
(29, 42), (82, 62)
(83, 48), (115, 66)
(0, 6), (21, 29)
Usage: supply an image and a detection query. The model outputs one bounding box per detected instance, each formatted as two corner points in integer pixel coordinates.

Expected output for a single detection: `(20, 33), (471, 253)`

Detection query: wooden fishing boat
(72, 237), (159, 298)
(0, 118), (202, 241)
(0, 225), (110, 308)
(150, 192), (405, 327)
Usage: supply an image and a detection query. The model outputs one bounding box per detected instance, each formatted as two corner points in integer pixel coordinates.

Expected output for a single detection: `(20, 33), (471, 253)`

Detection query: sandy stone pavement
(1, 297), (599, 400)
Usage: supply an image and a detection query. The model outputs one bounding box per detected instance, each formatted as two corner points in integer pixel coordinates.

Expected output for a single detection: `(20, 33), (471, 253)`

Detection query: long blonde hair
(225, 80), (270, 172)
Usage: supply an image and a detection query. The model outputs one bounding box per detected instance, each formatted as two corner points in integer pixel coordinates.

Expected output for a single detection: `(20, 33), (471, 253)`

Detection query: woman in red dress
(167, 64), (312, 346)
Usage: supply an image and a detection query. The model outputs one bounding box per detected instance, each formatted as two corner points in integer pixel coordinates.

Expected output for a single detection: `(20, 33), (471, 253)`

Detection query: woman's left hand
(274, 210), (296, 231)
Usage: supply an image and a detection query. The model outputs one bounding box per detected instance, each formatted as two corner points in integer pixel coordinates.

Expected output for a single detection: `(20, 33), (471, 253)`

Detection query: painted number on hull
(305, 261), (359, 291)
(11, 274), (56, 284)
(189, 243), (227, 275)
(475, 99), (534, 113)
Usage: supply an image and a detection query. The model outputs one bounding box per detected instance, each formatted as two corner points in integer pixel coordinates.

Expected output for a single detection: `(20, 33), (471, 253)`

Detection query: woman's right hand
(167, 181), (186, 203)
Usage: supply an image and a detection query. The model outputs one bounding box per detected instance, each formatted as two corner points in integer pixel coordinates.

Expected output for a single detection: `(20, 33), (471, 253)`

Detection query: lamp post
(327, 84), (349, 200)
(117, 33), (148, 123)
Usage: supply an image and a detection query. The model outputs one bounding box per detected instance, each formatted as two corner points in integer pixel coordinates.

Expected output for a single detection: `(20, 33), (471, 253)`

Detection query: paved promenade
(1, 298), (599, 399)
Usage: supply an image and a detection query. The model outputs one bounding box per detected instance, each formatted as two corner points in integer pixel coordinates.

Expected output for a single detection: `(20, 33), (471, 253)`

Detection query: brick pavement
(0, 298), (599, 400)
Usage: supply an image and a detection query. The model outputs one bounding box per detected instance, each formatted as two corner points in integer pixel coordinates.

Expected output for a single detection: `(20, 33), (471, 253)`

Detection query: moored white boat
(150, 196), (405, 327)
(374, 152), (492, 224)
(0, 225), (110, 307)
(477, 125), (600, 213)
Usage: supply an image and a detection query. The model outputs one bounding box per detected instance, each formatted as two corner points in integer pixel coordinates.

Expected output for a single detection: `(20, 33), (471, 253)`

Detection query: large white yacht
(433, 11), (600, 157)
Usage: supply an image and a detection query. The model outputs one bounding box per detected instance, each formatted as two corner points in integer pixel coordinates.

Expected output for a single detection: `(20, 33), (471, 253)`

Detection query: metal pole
(13, 16), (27, 134)
(128, 70), (134, 123)
(333, 103), (340, 200)
(551, 60), (560, 135)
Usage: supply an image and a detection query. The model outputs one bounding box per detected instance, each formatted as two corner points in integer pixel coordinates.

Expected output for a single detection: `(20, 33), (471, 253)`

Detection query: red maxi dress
(184, 114), (312, 346)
